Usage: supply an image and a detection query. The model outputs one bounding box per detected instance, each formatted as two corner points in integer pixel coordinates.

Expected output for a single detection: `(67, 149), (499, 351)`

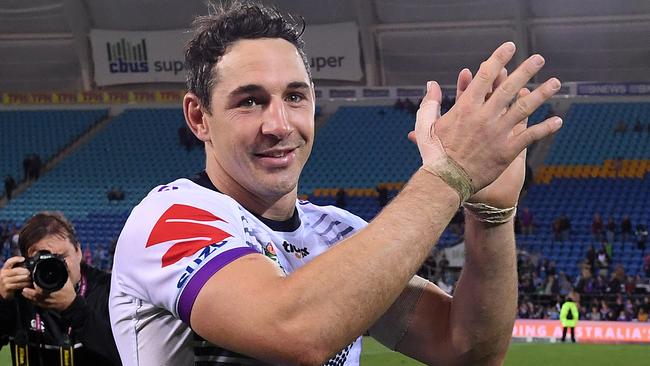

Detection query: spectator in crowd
(586, 306), (601, 321)
(520, 207), (534, 235)
(518, 302), (531, 319)
(607, 269), (623, 294)
(28, 153), (42, 180)
(106, 187), (125, 201)
(614, 119), (627, 133)
(375, 184), (388, 207)
(403, 98), (417, 115)
(625, 275), (637, 296)
(0, 212), (121, 365)
(552, 218), (562, 241)
(638, 307), (649, 322)
(621, 215), (633, 243)
(3, 175), (16, 201)
(591, 213), (604, 241)
(392, 98), (404, 110)
(543, 274), (559, 295)
(558, 272), (573, 296)
(586, 245), (597, 274)
(636, 224), (648, 254)
(606, 216), (616, 243)
(597, 248), (610, 277)
(335, 188), (346, 208)
(633, 119), (643, 133)
(552, 213), (571, 241)
(22, 155), (31, 181)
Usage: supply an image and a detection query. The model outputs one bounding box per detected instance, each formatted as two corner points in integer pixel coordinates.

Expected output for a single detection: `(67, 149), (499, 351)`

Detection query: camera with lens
(23, 250), (69, 292)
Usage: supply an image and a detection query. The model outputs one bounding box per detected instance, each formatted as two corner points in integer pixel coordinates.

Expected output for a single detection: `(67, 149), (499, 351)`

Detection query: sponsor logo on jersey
(282, 241), (310, 259)
(176, 240), (228, 288)
(146, 204), (233, 267)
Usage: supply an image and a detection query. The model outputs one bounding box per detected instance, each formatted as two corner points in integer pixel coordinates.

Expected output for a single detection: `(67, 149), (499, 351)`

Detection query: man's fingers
(512, 88), (531, 135)
(8, 281), (31, 291)
(463, 42), (516, 103)
(2, 256), (25, 269)
(415, 81), (442, 143)
(512, 116), (563, 154)
(456, 68), (472, 101)
(502, 78), (561, 126)
(488, 68), (508, 101)
(407, 131), (416, 144)
(487, 54), (547, 112)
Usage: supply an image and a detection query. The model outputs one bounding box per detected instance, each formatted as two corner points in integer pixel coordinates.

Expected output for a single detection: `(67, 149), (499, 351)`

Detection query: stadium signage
(512, 319), (650, 343)
(396, 88), (425, 98)
(303, 22), (363, 81)
(90, 29), (191, 86)
(577, 82), (650, 96)
(89, 22), (363, 86)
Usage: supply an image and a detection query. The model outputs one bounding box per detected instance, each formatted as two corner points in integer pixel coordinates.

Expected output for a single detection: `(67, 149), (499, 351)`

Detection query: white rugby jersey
(109, 172), (368, 366)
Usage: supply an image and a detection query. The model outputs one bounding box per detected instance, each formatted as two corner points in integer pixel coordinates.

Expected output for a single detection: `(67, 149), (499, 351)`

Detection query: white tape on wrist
(463, 202), (516, 224)
(420, 155), (474, 203)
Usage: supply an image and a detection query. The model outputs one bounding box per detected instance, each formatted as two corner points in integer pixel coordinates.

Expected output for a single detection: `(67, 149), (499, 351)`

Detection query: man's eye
(240, 97), (257, 107)
(287, 94), (304, 103)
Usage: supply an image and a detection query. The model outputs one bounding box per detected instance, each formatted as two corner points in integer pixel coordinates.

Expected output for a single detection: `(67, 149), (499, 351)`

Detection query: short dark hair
(185, 0), (311, 112)
(18, 212), (80, 257)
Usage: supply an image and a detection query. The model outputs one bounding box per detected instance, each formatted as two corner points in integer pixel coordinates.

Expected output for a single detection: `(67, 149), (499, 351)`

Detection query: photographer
(0, 212), (120, 365)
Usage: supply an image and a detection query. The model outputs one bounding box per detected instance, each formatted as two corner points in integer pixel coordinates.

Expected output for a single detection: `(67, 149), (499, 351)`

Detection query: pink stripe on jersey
(177, 247), (258, 323)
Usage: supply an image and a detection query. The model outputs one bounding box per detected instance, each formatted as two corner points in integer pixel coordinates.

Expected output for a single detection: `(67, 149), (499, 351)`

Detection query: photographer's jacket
(0, 263), (121, 365)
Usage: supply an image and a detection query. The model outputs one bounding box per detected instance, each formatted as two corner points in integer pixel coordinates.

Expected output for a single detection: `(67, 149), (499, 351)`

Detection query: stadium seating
(0, 109), (107, 182)
(519, 102), (650, 278)
(0, 108), (203, 253)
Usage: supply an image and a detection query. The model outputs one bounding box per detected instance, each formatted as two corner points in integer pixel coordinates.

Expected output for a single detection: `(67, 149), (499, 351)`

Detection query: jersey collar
(189, 171), (301, 232)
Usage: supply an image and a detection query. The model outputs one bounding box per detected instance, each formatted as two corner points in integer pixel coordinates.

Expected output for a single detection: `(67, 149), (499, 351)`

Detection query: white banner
(302, 22), (363, 81)
(90, 22), (363, 86)
(90, 29), (190, 86)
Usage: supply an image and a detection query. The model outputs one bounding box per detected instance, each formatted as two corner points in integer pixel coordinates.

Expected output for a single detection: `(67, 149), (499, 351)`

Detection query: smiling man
(109, 1), (563, 365)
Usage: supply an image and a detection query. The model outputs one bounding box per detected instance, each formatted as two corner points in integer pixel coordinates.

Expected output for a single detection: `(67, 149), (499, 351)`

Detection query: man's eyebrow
(227, 82), (310, 99)
(228, 84), (263, 97)
(286, 81), (310, 91)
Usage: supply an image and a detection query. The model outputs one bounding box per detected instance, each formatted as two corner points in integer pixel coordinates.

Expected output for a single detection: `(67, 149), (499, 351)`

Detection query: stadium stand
(0, 108), (203, 267)
(0, 109), (107, 182)
(516, 102), (650, 322)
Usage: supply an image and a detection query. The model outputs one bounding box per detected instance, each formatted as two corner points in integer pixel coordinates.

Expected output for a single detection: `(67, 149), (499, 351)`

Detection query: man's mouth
(255, 147), (297, 158)
(253, 147), (298, 168)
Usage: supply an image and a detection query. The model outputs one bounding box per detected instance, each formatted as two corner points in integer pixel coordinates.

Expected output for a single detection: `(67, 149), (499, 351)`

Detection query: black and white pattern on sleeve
(323, 342), (353, 366)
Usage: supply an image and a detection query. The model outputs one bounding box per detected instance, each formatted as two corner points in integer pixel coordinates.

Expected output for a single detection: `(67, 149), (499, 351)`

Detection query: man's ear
(183, 92), (211, 142)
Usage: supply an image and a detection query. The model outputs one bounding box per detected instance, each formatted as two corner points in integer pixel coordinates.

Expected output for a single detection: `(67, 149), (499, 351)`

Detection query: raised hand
(413, 42), (562, 197)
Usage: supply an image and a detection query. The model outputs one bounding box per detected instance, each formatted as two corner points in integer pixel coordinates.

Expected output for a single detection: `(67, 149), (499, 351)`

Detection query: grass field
(2, 339), (650, 365)
(361, 337), (650, 366)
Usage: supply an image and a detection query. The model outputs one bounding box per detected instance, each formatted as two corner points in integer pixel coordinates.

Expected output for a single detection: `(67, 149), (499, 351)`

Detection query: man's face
(203, 38), (314, 199)
(26, 234), (82, 287)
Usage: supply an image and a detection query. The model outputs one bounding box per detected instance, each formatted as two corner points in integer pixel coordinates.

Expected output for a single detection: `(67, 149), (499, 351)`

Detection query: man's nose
(261, 98), (292, 139)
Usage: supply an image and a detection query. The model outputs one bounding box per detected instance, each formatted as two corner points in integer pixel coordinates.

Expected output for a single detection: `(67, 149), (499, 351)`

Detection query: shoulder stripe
(177, 247), (258, 323)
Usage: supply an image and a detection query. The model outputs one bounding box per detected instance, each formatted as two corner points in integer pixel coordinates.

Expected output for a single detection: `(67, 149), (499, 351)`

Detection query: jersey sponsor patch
(146, 204), (233, 267)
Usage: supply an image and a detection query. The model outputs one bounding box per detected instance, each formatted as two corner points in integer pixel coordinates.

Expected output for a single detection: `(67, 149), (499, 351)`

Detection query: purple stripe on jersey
(177, 247), (258, 323)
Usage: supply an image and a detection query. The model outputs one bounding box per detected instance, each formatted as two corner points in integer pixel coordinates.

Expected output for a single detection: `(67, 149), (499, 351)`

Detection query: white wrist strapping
(420, 155), (474, 203)
(463, 202), (516, 224)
